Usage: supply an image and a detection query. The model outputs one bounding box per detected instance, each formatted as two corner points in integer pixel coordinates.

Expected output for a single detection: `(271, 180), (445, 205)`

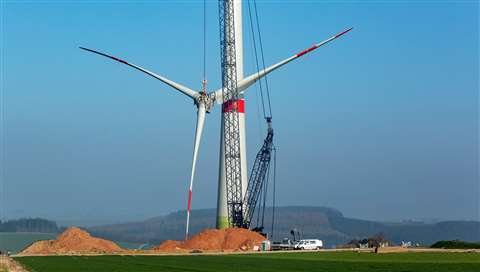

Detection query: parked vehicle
(294, 239), (323, 250)
(271, 238), (296, 251)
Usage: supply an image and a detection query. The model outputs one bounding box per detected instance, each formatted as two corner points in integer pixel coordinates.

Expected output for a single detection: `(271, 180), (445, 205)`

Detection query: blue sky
(1, 0), (478, 225)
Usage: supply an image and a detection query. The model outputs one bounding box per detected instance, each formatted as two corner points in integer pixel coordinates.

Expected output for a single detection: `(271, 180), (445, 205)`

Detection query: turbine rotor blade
(79, 47), (198, 99)
(185, 103), (206, 240)
(213, 27), (353, 100)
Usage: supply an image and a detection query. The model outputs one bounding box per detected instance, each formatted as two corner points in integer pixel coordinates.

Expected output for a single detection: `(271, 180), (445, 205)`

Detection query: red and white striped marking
(187, 189), (193, 211)
(185, 188), (193, 240)
(295, 27), (353, 58)
(222, 99), (245, 113)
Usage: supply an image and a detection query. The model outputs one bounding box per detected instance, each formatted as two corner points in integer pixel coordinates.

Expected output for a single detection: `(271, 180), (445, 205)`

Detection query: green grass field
(15, 252), (480, 272)
(0, 232), (57, 254)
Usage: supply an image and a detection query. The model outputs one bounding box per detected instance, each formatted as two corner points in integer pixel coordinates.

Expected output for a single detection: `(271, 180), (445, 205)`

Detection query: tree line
(0, 218), (59, 233)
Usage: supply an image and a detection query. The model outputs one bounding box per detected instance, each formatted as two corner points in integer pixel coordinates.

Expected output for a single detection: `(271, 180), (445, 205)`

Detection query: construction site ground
(9, 227), (480, 271)
(14, 246), (480, 257)
(14, 227), (480, 256)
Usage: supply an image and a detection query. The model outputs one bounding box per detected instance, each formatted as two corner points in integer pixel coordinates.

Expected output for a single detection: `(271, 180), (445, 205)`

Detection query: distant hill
(88, 206), (480, 247)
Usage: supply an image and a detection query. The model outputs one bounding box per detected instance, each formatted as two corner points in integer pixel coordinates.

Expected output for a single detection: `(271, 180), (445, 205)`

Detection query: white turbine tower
(80, 0), (351, 239)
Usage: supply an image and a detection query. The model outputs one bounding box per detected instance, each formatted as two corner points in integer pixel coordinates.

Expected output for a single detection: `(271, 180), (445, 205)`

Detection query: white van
(295, 239), (323, 250)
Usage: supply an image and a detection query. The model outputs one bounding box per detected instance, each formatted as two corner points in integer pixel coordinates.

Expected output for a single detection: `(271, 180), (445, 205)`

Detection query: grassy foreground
(15, 251), (480, 272)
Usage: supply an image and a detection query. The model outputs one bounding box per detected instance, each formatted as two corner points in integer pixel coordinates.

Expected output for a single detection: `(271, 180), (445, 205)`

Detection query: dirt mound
(20, 227), (124, 255)
(154, 228), (266, 252)
(154, 240), (185, 252)
(376, 246), (410, 253)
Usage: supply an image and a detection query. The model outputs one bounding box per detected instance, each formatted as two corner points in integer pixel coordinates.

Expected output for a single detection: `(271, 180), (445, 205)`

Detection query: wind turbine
(80, 1), (351, 239)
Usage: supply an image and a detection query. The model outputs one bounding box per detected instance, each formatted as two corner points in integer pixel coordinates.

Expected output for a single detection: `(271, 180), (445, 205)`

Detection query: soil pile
(19, 227), (123, 255)
(154, 228), (266, 252)
(376, 246), (410, 253)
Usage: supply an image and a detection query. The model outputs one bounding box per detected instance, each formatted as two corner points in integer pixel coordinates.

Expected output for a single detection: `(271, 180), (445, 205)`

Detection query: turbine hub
(195, 92), (215, 113)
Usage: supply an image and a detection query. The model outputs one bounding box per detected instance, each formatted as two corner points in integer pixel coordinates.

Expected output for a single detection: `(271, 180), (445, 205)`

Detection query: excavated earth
(19, 227), (124, 255)
(154, 228), (266, 252)
(18, 227), (473, 256)
(19, 227), (266, 255)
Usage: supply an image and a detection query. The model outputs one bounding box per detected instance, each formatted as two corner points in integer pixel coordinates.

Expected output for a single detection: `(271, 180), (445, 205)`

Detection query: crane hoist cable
(252, 0), (272, 118)
(186, 0), (208, 241)
(243, 0), (277, 238)
(246, 0), (266, 118)
(202, 0), (207, 94)
(271, 147), (277, 238)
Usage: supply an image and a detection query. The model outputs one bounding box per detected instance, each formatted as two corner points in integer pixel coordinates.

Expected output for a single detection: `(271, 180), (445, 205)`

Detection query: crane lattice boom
(243, 118), (274, 228)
